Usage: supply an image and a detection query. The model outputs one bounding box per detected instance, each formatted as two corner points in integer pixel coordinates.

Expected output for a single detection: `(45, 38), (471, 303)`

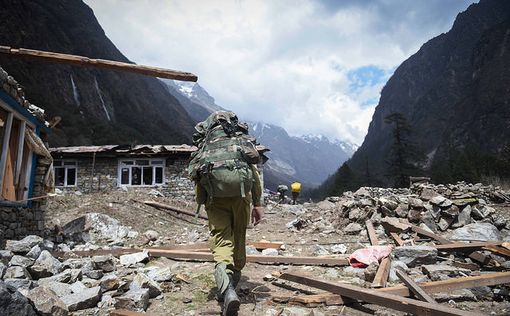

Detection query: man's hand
(251, 206), (264, 226)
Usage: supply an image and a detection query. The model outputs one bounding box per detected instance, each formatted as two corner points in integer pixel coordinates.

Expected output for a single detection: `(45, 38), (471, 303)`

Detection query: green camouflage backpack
(188, 111), (260, 204)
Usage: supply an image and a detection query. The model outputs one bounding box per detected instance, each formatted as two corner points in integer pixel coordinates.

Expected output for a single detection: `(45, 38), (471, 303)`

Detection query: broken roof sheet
(49, 144), (196, 155)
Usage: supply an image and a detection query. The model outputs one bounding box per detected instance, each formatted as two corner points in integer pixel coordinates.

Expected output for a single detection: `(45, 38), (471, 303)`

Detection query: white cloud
(84, 0), (476, 144)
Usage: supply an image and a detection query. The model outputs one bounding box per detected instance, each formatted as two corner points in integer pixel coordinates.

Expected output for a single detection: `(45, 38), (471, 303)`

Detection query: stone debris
(61, 286), (101, 311)
(130, 272), (162, 298)
(114, 288), (150, 312)
(448, 222), (501, 241)
(119, 250), (149, 266)
(0, 280), (37, 316)
(24, 286), (69, 316)
(28, 250), (63, 279)
(393, 246), (438, 268)
(6, 235), (43, 254)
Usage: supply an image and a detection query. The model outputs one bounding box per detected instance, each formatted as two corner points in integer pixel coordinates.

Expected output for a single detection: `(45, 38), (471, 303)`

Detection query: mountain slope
(0, 0), (196, 146)
(326, 0), (510, 192)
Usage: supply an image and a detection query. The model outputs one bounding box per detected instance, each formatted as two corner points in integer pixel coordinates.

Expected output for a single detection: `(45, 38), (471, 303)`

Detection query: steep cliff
(0, 0), (196, 146)
(328, 0), (510, 191)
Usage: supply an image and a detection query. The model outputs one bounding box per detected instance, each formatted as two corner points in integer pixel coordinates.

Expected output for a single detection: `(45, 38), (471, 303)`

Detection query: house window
(0, 103), (35, 203)
(54, 160), (78, 187)
(118, 159), (165, 186)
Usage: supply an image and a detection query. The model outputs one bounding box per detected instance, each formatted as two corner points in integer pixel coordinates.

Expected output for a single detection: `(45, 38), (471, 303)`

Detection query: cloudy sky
(84, 0), (477, 145)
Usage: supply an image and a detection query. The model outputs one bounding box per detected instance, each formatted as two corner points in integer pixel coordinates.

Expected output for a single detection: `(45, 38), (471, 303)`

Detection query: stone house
(50, 144), (268, 200)
(0, 66), (53, 245)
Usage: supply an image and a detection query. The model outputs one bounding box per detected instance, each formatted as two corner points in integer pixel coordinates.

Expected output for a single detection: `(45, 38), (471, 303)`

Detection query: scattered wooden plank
(483, 245), (510, 258)
(272, 271), (510, 306)
(395, 270), (436, 304)
(142, 200), (208, 220)
(252, 241), (285, 250)
(272, 293), (343, 306)
(365, 220), (379, 246)
(111, 309), (156, 316)
(0, 46), (198, 81)
(149, 249), (348, 266)
(277, 272), (477, 316)
(371, 257), (391, 288)
(434, 241), (503, 252)
(389, 232), (404, 246)
(378, 271), (510, 297)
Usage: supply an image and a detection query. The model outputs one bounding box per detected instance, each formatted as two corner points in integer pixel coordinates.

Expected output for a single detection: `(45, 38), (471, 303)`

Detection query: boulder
(261, 248), (279, 256)
(348, 208), (367, 221)
(420, 211), (437, 232)
(61, 213), (138, 243)
(0, 280), (37, 316)
(147, 267), (174, 282)
(379, 198), (398, 210)
(454, 205), (472, 227)
(37, 281), (72, 297)
(4, 266), (32, 279)
(84, 269), (104, 280)
(114, 288), (150, 312)
(119, 251), (149, 266)
(393, 246), (437, 268)
(344, 223), (363, 234)
(92, 255), (115, 272)
(429, 195), (447, 206)
(9, 255), (35, 268)
(100, 274), (120, 292)
(394, 204), (409, 218)
(408, 198), (424, 209)
(25, 246), (42, 260)
(3, 279), (36, 290)
(441, 205), (459, 217)
(407, 209), (422, 223)
(24, 286), (69, 316)
(0, 250), (14, 265)
(317, 200), (335, 211)
(130, 273), (162, 298)
(437, 216), (454, 231)
(449, 223), (501, 241)
(0, 262), (5, 279)
(61, 286), (101, 311)
(69, 281), (88, 294)
(28, 250), (63, 279)
(471, 205), (495, 220)
(38, 269), (82, 284)
(330, 244), (348, 254)
(421, 264), (471, 281)
(5, 236), (43, 254)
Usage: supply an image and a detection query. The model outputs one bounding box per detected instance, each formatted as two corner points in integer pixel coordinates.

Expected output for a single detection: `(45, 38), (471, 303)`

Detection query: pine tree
(384, 112), (424, 188)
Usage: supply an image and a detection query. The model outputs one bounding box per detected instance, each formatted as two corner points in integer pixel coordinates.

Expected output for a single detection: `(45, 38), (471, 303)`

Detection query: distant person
(276, 184), (288, 204)
(291, 181), (301, 205)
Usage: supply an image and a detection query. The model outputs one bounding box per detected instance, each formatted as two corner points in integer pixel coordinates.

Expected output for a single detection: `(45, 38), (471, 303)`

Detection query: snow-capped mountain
(163, 80), (356, 191)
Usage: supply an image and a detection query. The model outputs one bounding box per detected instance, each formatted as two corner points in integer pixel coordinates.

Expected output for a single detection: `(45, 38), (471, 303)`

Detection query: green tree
(384, 112), (424, 187)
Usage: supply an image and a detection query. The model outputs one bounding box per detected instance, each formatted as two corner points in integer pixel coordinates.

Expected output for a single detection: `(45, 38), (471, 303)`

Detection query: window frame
(54, 160), (78, 188)
(0, 99), (36, 206)
(117, 158), (165, 187)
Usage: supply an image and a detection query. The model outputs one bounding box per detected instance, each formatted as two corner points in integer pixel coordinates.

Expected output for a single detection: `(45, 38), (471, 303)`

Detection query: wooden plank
(0, 112), (13, 196)
(365, 220), (379, 246)
(484, 245), (510, 258)
(0, 46), (198, 82)
(378, 271), (510, 297)
(371, 257), (391, 288)
(396, 270), (436, 304)
(252, 241), (284, 250)
(142, 200), (208, 220)
(434, 241), (503, 252)
(389, 232), (404, 246)
(149, 249), (348, 266)
(273, 271), (510, 305)
(14, 121), (25, 187)
(111, 309), (156, 316)
(272, 293), (343, 306)
(277, 272), (477, 316)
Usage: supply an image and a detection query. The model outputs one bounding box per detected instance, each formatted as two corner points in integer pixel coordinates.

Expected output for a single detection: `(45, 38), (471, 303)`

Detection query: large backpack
(188, 111), (260, 203)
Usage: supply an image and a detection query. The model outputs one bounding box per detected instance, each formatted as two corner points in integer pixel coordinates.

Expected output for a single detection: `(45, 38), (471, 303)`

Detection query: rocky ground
(1, 182), (510, 315)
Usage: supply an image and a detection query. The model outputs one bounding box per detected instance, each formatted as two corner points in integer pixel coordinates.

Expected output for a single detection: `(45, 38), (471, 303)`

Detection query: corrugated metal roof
(49, 144), (196, 155)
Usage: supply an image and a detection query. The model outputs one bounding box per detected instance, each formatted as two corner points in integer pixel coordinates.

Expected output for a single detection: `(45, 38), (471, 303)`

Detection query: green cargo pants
(205, 195), (251, 275)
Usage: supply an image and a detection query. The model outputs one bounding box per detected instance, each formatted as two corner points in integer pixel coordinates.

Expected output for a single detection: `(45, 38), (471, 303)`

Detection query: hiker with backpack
(188, 111), (263, 316)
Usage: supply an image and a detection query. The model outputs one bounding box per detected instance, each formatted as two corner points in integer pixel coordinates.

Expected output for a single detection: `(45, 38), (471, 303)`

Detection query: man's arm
(250, 164), (263, 225)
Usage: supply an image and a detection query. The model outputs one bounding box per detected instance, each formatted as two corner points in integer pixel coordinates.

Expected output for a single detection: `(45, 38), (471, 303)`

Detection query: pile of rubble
(0, 233), (182, 315)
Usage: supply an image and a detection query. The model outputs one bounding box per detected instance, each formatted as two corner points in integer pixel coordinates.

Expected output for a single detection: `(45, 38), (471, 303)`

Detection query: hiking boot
(222, 277), (240, 316)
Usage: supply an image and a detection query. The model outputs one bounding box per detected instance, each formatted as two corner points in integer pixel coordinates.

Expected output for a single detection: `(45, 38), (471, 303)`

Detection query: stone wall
(56, 155), (195, 200)
(0, 156), (47, 246)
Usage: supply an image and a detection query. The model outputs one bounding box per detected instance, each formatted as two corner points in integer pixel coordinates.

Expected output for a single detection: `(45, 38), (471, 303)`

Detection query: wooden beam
(371, 257), (391, 288)
(0, 45), (198, 82)
(273, 271), (510, 305)
(277, 272), (477, 316)
(433, 241), (503, 252)
(483, 245), (510, 258)
(0, 112), (13, 195)
(149, 249), (348, 266)
(389, 232), (404, 246)
(110, 309), (156, 316)
(252, 241), (285, 250)
(272, 293), (343, 306)
(142, 200), (208, 220)
(395, 270), (436, 304)
(365, 220), (379, 246)
(378, 271), (510, 297)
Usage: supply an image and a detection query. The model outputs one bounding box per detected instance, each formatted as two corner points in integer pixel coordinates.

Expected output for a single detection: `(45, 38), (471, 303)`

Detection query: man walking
(188, 111), (264, 315)
(291, 181), (301, 205)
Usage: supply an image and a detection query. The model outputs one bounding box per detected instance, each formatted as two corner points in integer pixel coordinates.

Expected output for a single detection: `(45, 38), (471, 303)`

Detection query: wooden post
(396, 270), (436, 304)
